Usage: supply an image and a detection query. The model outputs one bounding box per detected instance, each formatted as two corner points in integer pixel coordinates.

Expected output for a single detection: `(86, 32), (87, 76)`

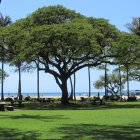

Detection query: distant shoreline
(3, 95), (140, 101)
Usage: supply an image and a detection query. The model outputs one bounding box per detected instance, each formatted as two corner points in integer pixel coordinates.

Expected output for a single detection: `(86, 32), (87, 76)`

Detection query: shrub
(109, 95), (120, 101)
(103, 96), (110, 100)
(86, 97), (92, 101)
(24, 96), (31, 101)
(54, 97), (61, 101)
(127, 96), (137, 101)
(4, 97), (13, 102)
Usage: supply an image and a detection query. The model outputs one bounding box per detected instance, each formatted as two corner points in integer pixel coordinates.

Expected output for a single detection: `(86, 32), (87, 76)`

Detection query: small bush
(103, 96), (110, 100)
(4, 97), (13, 102)
(54, 97), (61, 101)
(109, 95), (120, 101)
(86, 97), (92, 101)
(127, 96), (137, 101)
(24, 96), (31, 101)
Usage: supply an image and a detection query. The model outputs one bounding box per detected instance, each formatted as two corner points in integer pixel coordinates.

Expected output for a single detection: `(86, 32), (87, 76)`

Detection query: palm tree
(113, 65), (123, 96)
(0, 13), (12, 100)
(127, 17), (140, 37)
(97, 64), (109, 98)
(69, 72), (76, 100)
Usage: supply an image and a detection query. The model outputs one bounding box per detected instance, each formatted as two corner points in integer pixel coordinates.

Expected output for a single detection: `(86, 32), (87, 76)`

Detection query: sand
(3, 95), (140, 101)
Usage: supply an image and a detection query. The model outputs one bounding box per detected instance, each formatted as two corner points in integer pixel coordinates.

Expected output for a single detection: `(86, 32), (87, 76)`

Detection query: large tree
(0, 13), (12, 100)
(114, 33), (140, 98)
(1, 5), (121, 104)
(127, 17), (140, 82)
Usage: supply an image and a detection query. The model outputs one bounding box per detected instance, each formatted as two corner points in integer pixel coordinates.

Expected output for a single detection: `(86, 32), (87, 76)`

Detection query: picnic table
(38, 98), (54, 103)
(10, 100), (24, 107)
(46, 98), (54, 102)
(92, 99), (105, 105)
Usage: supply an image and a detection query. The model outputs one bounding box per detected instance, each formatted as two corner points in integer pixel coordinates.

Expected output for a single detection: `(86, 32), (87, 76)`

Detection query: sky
(0, 0), (140, 93)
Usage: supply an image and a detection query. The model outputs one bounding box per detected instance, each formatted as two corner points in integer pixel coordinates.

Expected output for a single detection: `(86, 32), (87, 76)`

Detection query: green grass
(0, 101), (140, 139)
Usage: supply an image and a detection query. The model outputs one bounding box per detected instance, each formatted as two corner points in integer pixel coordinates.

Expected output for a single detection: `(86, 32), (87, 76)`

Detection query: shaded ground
(0, 128), (40, 140)
(53, 123), (140, 140)
(0, 123), (140, 140)
(21, 100), (140, 110)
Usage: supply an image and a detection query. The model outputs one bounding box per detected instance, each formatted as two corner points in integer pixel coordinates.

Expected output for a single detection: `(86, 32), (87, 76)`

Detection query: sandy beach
(4, 95), (140, 101)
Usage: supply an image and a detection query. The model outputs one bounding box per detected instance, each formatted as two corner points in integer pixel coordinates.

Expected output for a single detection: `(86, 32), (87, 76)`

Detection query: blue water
(4, 90), (132, 97)
(4, 92), (105, 97)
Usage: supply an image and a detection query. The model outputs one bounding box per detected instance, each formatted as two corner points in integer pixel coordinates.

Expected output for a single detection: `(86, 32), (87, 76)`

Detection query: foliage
(127, 17), (140, 36)
(94, 73), (126, 95)
(0, 12), (12, 61)
(126, 17), (140, 82)
(115, 33), (140, 66)
(0, 69), (9, 82)
(129, 64), (140, 81)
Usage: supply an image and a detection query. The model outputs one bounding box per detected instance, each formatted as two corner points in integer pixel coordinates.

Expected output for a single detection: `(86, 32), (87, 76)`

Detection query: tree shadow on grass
(94, 102), (140, 110)
(53, 123), (140, 140)
(0, 128), (40, 140)
(23, 101), (140, 110)
(0, 114), (69, 122)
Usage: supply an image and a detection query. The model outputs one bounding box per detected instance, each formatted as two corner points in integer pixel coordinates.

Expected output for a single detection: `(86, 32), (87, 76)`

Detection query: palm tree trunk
(1, 58), (4, 100)
(18, 64), (21, 98)
(105, 63), (107, 97)
(68, 76), (73, 100)
(118, 65), (122, 101)
(88, 66), (91, 97)
(73, 72), (76, 100)
(126, 65), (130, 98)
(37, 64), (40, 99)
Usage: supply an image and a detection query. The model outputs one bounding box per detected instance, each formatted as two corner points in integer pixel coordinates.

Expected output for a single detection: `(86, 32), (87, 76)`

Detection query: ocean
(4, 92), (105, 97)
(4, 90), (133, 97)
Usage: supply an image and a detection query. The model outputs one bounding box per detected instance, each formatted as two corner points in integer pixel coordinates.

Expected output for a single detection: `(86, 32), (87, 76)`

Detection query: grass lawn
(0, 101), (140, 140)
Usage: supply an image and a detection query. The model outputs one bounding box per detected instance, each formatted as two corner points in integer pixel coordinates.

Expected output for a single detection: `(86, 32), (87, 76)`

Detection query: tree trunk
(73, 72), (76, 100)
(104, 63), (108, 97)
(18, 64), (21, 98)
(68, 76), (73, 100)
(88, 66), (91, 97)
(118, 65), (122, 101)
(126, 65), (130, 98)
(37, 65), (40, 99)
(61, 78), (69, 104)
(1, 58), (4, 100)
